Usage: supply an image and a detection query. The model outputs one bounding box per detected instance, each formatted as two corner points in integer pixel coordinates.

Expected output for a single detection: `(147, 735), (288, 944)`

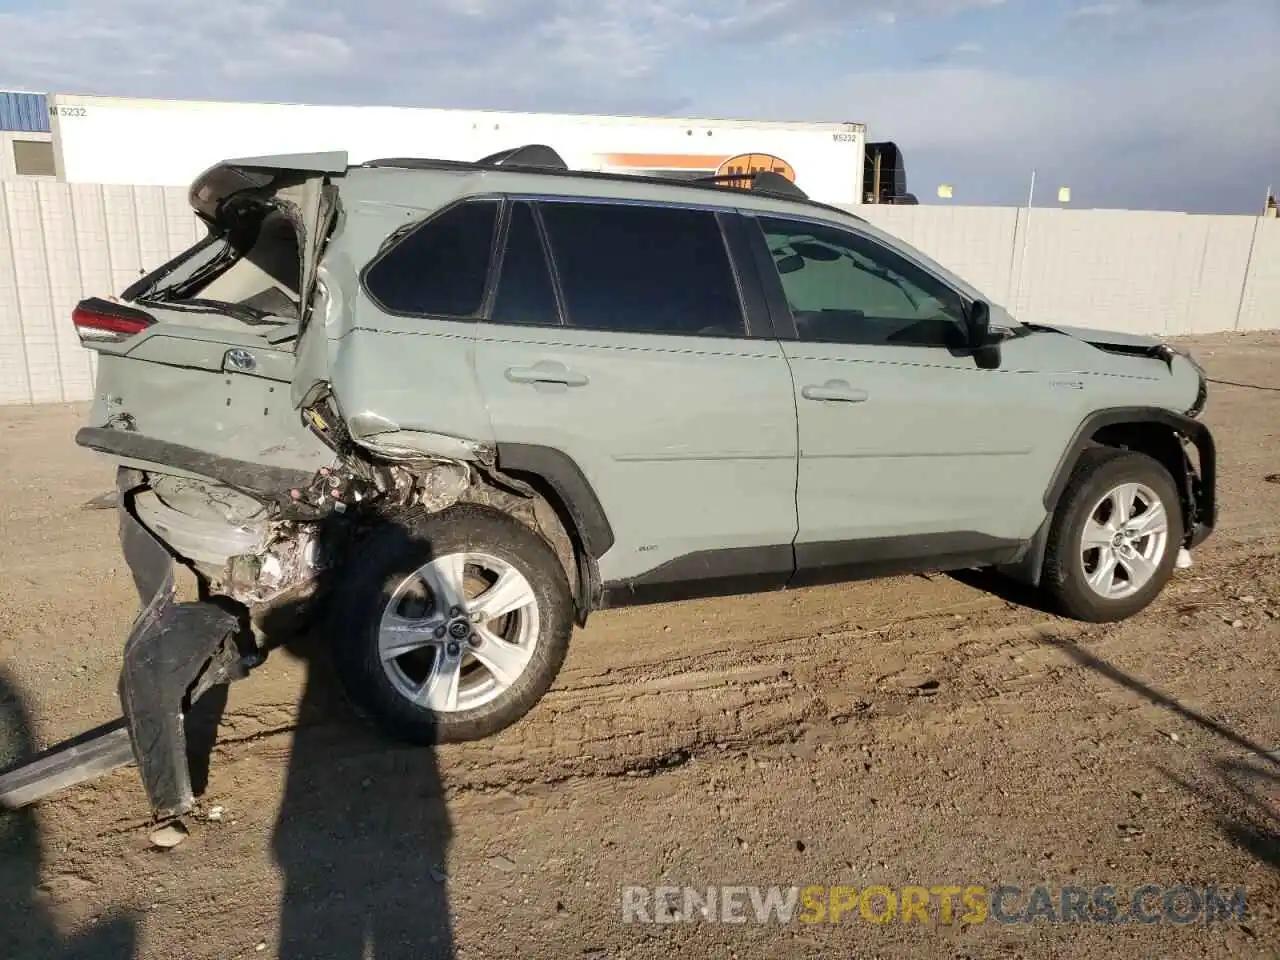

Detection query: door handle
(801, 380), (868, 403)
(505, 362), (589, 388)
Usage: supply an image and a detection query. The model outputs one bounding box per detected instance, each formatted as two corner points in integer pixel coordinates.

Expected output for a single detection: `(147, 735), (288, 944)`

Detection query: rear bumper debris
(1, 469), (258, 817)
(0, 721), (135, 811)
(115, 468), (243, 820)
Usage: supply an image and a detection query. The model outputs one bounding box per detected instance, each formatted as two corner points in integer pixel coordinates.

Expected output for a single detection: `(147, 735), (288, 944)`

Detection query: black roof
(361, 144), (864, 220)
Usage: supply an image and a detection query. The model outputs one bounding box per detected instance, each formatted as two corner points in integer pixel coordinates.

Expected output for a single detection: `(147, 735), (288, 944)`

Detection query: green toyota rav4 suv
(70, 146), (1214, 819)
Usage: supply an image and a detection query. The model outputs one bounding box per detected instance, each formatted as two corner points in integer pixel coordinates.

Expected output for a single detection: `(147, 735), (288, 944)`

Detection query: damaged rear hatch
(70, 153), (350, 821)
(74, 151), (349, 501)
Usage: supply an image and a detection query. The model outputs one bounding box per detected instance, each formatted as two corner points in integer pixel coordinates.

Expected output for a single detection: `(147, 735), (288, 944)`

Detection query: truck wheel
(1042, 448), (1184, 623)
(329, 503), (573, 745)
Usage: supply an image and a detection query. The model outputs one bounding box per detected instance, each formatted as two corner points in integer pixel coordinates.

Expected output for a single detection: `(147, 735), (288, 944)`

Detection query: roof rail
(475, 144), (568, 170)
(692, 170), (810, 202)
(366, 144), (569, 173)
(359, 146), (866, 219)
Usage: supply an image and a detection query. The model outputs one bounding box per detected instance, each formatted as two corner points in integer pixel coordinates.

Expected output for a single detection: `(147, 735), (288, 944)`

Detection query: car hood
(1022, 321), (1166, 353)
(1017, 321), (1186, 369)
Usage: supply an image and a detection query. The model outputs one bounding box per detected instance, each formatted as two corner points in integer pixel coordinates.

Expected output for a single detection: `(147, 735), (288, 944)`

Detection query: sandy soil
(1, 331), (1278, 959)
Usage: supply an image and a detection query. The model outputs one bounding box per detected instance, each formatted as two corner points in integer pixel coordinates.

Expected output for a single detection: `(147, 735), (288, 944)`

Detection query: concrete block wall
(0, 181), (199, 404)
(1006, 209), (1259, 337)
(858, 203), (1022, 311)
(1237, 217), (1280, 332)
(0, 179), (1276, 404)
(857, 204), (1275, 338)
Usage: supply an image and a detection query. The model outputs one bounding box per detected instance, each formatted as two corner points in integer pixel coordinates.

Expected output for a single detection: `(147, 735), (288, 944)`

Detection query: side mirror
(966, 300), (992, 348)
(775, 254), (805, 275)
(965, 300), (1003, 369)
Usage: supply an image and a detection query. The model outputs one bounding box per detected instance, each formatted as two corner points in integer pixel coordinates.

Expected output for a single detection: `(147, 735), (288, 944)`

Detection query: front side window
(757, 216), (968, 347)
(537, 201), (745, 338)
(363, 200), (499, 317)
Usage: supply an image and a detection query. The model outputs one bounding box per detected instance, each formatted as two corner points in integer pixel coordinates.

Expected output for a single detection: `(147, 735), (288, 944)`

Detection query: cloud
(1067, 3), (1123, 20)
(1066, 0), (1248, 37)
(922, 40), (985, 64)
(699, 0), (1006, 43)
(756, 38), (1278, 212)
(697, 0), (1276, 212)
(0, 0), (1006, 111)
(0, 0), (1273, 212)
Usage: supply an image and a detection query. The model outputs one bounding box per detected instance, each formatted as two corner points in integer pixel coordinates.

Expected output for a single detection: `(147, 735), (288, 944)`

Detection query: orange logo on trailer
(716, 153), (796, 189)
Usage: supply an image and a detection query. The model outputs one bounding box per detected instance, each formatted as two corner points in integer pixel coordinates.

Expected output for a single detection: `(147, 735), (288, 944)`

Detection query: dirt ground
(1, 330), (1278, 960)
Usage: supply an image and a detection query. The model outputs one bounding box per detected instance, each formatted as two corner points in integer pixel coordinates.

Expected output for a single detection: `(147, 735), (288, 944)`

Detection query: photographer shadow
(253, 515), (457, 960)
(0, 667), (139, 960)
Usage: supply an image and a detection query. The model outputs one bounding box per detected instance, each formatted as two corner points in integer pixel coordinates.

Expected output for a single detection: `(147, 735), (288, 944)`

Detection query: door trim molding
(599, 532), (1027, 609)
(790, 532), (1023, 590)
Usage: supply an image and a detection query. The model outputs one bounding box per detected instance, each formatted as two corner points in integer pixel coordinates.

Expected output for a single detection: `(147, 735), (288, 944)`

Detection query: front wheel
(1041, 448), (1184, 623)
(329, 504), (574, 745)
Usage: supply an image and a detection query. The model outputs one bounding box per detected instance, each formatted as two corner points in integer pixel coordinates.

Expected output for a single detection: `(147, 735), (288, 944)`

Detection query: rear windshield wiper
(135, 297), (289, 326)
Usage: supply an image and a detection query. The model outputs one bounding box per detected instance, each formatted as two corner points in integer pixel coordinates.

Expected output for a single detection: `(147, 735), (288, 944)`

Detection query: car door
(332, 196), (501, 459)
(473, 197), (799, 601)
(743, 212), (1061, 583)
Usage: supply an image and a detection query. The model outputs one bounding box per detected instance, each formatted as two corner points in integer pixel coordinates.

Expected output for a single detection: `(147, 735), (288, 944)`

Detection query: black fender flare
(1004, 407), (1216, 586)
(1042, 407), (1215, 521)
(494, 443), (615, 621)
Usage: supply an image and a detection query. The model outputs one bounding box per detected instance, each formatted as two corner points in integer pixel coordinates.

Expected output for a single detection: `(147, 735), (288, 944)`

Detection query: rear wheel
(1042, 448), (1183, 622)
(329, 504), (574, 744)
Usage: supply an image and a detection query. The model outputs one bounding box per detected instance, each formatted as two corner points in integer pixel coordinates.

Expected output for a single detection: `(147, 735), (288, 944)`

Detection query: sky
(0, 0), (1276, 212)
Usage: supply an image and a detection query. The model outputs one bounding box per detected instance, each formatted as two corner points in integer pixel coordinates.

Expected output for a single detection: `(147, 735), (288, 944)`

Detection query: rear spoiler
(188, 151), (349, 225)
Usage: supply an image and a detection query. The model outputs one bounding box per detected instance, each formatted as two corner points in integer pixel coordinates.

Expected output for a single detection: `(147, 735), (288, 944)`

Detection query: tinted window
(758, 216), (968, 347)
(538, 202), (744, 337)
(492, 202), (561, 327)
(364, 200), (498, 317)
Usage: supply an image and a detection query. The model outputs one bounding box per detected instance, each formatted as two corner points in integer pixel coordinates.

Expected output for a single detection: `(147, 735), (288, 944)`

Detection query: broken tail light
(72, 298), (156, 344)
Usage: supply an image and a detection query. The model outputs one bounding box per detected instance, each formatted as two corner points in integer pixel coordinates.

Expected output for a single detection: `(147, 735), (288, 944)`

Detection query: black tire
(1042, 448), (1184, 623)
(329, 503), (573, 745)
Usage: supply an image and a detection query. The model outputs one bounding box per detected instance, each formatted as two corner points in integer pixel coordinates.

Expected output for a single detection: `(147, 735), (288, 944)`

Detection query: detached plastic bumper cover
(1176, 417), (1216, 550)
(116, 468), (239, 820)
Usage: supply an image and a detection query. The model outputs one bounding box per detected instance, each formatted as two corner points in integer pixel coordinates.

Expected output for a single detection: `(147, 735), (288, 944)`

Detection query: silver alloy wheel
(1080, 481), (1170, 600)
(377, 551), (540, 713)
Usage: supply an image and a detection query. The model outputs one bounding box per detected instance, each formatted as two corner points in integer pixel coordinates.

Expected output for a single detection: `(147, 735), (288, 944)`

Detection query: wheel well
(1009, 415), (1203, 590)
(1088, 421), (1192, 492)
(463, 469), (596, 628)
(1083, 420), (1202, 544)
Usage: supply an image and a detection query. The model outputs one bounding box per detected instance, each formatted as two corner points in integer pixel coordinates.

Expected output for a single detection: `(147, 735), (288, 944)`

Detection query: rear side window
(537, 202), (745, 338)
(364, 200), (499, 317)
(491, 202), (561, 327)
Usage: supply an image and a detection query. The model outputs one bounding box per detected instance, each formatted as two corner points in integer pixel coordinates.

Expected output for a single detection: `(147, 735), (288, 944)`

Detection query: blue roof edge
(0, 92), (51, 133)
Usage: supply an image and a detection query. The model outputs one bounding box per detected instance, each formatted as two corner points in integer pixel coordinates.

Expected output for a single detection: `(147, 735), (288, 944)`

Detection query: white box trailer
(47, 93), (873, 205)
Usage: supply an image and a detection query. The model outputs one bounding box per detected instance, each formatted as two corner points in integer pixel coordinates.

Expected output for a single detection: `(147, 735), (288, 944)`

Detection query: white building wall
(0, 182), (1276, 405)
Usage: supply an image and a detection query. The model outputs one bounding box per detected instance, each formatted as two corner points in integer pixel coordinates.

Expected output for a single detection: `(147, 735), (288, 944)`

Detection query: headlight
(1188, 371), (1208, 418)
(1163, 344), (1208, 418)
(1168, 343), (1206, 376)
